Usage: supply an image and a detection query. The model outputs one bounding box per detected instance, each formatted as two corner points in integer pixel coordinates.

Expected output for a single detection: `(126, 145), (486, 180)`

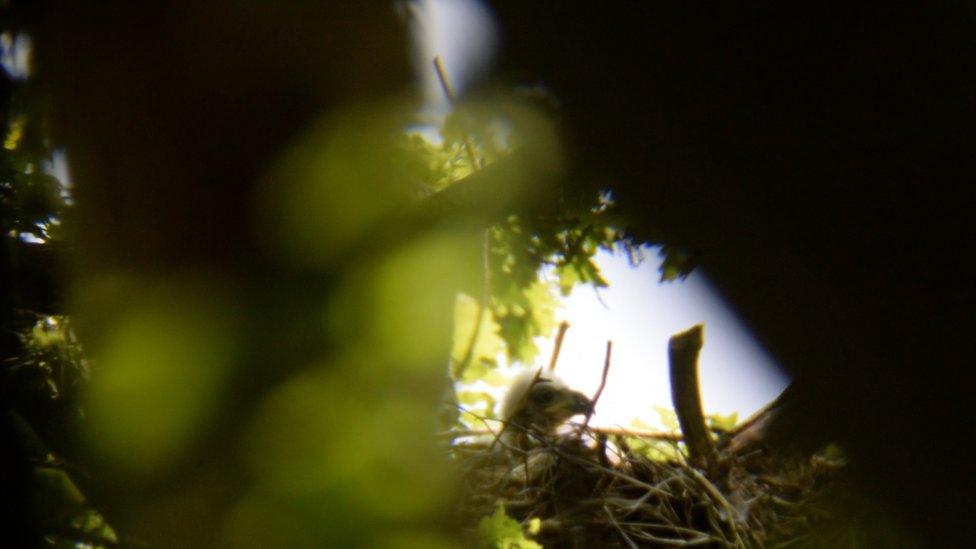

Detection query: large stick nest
(453, 427), (845, 548)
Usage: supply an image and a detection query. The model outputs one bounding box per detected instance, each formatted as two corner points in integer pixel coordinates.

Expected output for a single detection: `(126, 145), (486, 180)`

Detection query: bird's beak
(535, 386), (595, 422)
(563, 390), (594, 417)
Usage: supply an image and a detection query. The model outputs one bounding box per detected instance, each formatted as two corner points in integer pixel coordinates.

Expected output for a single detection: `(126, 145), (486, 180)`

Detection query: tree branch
(668, 325), (719, 476)
(546, 321), (570, 372)
(580, 340), (612, 431)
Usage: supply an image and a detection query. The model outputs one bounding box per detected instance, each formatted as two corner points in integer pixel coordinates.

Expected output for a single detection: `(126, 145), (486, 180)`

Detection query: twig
(598, 496), (660, 515)
(597, 426), (683, 441)
(668, 325), (719, 476)
(625, 529), (717, 547)
(688, 467), (747, 548)
(546, 321), (570, 372)
(433, 55), (459, 102)
(599, 473), (684, 511)
(604, 505), (639, 549)
(617, 521), (717, 540)
(580, 340), (612, 431)
(719, 382), (793, 454)
(453, 404), (524, 455)
(550, 447), (671, 497)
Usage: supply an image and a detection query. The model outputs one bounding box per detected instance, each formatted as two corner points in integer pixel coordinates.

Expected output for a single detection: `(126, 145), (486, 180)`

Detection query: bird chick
(499, 369), (593, 451)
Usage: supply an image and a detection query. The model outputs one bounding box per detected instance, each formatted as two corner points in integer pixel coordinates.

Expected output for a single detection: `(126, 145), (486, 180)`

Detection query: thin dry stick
(604, 505), (640, 549)
(432, 56), (481, 169)
(580, 340), (612, 431)
(718, 382), (793, 453)
(625, 530), (716, 547)
(453, 404), (504, 445)
(596, 426), (683, 442)
(618, 522), (717, 540)
(432, 55), (458, 102)
(688, 467), (747, 548)
(546, 321), (571, 372)
(550, 447), (671, 497)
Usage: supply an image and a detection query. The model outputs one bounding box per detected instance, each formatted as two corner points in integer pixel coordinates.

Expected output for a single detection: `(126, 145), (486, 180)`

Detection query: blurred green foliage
(658, 245), (697, 282)
(13, 316), (88, 404)
(259, 100), (421, 266)
(1, 31), (64, 242)
(2, 19), (117, 546)
(396, 92), (645, 435)
(84, 277), (239, 477)
(707, 411), (738, 433)
(1, 9), (701, 545)
(478, 504), (542, 549)
(7, 317), (117, 547)
(627, 418), (685, 462)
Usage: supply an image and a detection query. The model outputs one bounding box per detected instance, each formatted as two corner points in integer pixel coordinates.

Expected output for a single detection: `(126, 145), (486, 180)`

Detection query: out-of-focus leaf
(631, 417), (655, 431)
(457, 390), (495, 410)
(555, 262), (580, 296)
(491, 279), (559, 365)
(258, 100), (415, 265)
(245, 357), (452, 528)
(457, 390), (496, 423)
(481, 368), (508, 387)
(646, 441), (685, 463)
(655, 405), (680, 432)
(451, 293), (504, 380)
(84, 277), (238, 478)
(69, 508), (117, 545)
(707, 412), (739, 432)
(4, 114), (26, 150)
(477, 504), (542, 549)
(659, 245), (697, 282)
(460, 359), (490, 384)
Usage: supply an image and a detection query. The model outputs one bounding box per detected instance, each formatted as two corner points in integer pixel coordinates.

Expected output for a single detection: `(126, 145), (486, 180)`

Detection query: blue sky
(535, 247), (789, 429)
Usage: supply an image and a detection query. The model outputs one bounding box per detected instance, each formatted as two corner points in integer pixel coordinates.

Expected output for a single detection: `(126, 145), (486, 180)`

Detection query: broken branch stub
(668, 324), (719, 476)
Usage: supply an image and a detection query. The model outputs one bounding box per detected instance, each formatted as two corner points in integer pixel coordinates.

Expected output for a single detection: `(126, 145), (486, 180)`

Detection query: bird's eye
(533, 389), (556, 404)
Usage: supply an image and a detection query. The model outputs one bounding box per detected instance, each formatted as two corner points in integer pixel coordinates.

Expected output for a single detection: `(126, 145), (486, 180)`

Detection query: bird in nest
(498, 368), (594, 452)
(496, 369), (596, 485)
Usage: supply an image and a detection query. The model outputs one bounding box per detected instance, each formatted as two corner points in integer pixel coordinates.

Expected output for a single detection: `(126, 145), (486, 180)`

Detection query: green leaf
(524, 281), (557, 336)
(556, 262), (579, 296)
(451, 293), (504, 380)
(630, 417), (655, 431)
(575, 255), (609, 288)
(456, 390), (496, 423)
(4, 114), (26, 150)
(659, 246), (697, 282)
(492, 280), (558, 365)
(481, 368), (509, 387)
(654, 405), (679, 431)
(645, 441), (685, 463)
(706, 412), (738, 432)
(477, 504), (542, 549)
(459, 359), (490, 384)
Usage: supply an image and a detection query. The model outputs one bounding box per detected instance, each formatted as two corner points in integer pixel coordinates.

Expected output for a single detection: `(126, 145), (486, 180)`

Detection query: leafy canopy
(401, 93), (642, 429)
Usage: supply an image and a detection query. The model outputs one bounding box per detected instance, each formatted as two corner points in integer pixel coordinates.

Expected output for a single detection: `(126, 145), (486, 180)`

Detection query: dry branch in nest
(452, 325), (847, 548)
(455, 425), (845, 547)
